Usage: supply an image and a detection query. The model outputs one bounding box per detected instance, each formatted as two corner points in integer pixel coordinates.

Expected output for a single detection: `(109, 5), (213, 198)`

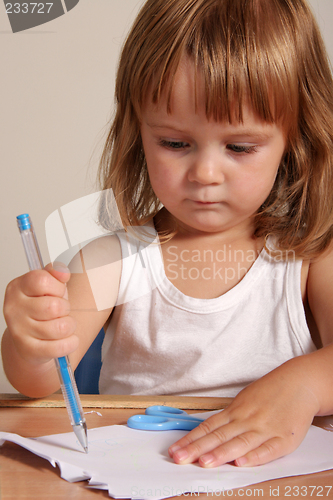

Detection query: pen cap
(16, 214), (44, 270)
(17, 214), (31, 231)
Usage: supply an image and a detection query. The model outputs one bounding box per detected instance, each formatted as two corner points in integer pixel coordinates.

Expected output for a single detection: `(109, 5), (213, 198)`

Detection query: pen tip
(85, 446), (88, 454)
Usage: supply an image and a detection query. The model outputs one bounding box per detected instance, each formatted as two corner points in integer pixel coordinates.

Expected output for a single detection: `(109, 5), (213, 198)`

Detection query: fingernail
(53, 262), (70, 274)
(174, 449), (189, 462)
(168, 445), (180, 457)
(200, 454), (215, 466)
(236, 456), (248, 466)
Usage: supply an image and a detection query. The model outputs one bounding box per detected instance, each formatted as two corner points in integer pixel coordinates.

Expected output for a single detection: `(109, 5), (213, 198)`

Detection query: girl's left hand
(168, 360), (320, 467)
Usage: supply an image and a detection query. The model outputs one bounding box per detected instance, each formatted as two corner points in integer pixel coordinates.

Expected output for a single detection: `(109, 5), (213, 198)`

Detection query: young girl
(2, 0), (333, 470)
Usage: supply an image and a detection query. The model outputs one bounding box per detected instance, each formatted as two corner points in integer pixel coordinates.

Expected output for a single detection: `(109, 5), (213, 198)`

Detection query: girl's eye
(227, 144), (258, 154)
(158, 139), (189, 150)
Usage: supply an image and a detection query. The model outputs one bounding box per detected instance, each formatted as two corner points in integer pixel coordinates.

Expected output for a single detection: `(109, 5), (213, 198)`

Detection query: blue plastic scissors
(127, 405), (204, 431)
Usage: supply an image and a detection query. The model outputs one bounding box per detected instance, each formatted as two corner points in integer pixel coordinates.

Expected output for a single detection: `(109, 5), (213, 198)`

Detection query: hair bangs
(130, 0), (299, 132)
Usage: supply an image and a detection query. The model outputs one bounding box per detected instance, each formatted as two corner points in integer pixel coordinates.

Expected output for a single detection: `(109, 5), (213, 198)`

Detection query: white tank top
(99, 226), (316, 397)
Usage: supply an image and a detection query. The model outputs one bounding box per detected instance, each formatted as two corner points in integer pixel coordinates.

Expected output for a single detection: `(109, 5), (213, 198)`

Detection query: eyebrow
(221, 129), (274, 141)
(146, 122), (274, 141)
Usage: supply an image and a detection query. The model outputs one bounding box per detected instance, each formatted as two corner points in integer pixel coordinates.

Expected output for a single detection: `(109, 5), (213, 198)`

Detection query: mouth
(192, 200), (220, 205)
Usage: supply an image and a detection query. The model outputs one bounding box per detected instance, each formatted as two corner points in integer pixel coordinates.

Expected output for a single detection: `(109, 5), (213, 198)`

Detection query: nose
(187, 151), (225, 185)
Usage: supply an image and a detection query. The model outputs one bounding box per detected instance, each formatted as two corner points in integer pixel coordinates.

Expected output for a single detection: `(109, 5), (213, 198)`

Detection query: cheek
(146, 162), (174, 202)
(147, 156), (182, 191)
(236, 166), (278, 206)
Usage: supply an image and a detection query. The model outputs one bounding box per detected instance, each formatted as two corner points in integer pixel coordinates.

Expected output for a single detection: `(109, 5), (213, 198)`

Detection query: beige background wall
(0, 0), (332, 393)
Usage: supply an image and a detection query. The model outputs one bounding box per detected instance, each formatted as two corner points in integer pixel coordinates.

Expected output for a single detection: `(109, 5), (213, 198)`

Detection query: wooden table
(0, 394), (332, 499)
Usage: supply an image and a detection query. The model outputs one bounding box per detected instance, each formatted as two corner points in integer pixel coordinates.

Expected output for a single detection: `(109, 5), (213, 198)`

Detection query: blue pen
(16, 214), (88, 453)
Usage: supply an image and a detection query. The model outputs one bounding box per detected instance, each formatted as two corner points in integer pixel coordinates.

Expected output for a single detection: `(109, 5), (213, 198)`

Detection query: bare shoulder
(306, 242), (333, 346)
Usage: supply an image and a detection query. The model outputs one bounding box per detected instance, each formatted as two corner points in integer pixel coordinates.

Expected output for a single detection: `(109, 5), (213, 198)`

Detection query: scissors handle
(127, 414), (201, 431)
(145, 405), (204, 422)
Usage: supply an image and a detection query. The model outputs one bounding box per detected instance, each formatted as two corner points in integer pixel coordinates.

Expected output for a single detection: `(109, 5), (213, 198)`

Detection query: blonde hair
(98, 0), (333, 258)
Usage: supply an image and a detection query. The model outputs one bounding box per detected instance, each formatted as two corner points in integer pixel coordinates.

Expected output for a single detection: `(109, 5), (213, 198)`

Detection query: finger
(30, 315), (77, 341)
(28, 296), (70, 321)
(171, 420), (249, 465)
(235, 437), (295, 467)
(169, 411), (230, 458)
(22, 333), (80, 362)
(21, 269), (68, 298)
(197, 431), (265, 468)
(45, 262), (71, 284)
(44, 263), (70, 299)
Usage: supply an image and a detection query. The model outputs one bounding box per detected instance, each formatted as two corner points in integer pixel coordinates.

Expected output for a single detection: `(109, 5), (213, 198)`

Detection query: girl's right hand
(3, 262), (77, 365)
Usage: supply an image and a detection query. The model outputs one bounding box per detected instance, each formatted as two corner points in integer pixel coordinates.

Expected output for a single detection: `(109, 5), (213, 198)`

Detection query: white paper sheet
(1, 412), (333, 499)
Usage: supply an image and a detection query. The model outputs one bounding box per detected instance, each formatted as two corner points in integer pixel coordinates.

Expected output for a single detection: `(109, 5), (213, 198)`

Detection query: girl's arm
(2, 234), (121, 397)
(168, 246), (333, 468)
(301, 243), (333, 414)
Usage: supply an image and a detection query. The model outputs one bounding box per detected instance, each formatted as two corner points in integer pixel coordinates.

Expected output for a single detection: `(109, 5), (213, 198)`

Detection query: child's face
(140, 58), (286, 236)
